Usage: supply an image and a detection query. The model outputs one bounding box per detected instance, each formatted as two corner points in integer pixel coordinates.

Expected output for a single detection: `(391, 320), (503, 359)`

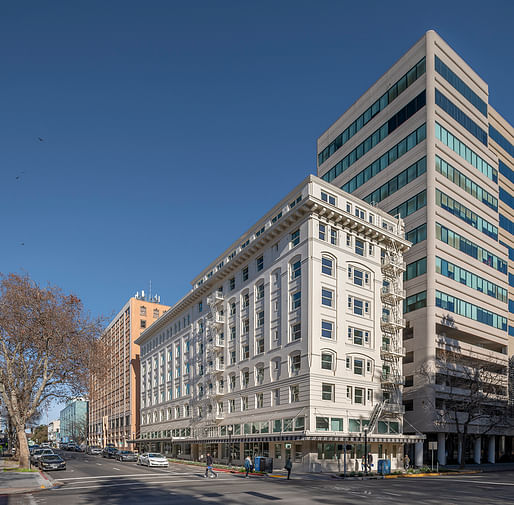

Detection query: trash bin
(265, 457), (273, 473)
(377, 459), (391, 475)
(254, 456), (263, 472)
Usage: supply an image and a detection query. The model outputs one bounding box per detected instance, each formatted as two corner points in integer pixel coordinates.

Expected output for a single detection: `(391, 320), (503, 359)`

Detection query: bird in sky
(38, 137), (44, 142)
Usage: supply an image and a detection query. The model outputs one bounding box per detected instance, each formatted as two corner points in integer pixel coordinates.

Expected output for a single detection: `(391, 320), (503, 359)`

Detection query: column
(415, 442), (423, 467)
(457, 437), (462, 466)
(488, 436), (495, 464)
(437, 433), (446, 466)
(474, 437), (481, 464)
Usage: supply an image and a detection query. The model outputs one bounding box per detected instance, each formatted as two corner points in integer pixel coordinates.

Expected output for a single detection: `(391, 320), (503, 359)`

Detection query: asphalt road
(4, 451), (514, 505)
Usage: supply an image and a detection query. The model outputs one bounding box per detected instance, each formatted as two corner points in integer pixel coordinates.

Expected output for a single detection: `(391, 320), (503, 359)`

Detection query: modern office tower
(317, 30), (513, 465)
(60, 398), (88, 444)
(135, 175), (421, 472)
(88, 294), (170, 449)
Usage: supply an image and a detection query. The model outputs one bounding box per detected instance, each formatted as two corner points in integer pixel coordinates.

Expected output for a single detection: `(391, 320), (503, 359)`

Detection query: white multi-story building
(48, 419), (60, 445)
(135, 175), (421, 472)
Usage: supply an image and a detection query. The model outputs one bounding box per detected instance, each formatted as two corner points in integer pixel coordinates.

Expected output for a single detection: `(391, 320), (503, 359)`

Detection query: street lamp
(227, 425), (233, 467)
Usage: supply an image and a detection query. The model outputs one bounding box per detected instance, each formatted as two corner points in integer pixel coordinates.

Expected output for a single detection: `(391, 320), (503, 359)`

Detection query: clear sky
(2, 0), (513, 421)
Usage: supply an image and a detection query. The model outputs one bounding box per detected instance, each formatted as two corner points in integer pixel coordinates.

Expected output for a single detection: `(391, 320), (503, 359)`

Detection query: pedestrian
(404, 454), (410, 470)
(244, 455), (252, 478)
(284, 456), (292, 480)
(204, 452), (217, 478)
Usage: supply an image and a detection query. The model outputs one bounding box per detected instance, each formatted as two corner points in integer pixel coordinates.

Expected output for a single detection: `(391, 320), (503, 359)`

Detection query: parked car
(30, 448), (54, 464)
(38, 454), (66, 471)
(71, 444), (84, 452)
(116, 450), (137, 462)
(137, 453), (169, 467)
(102, 447), (118, 458)
(29, 445), (40, 453)
(86, 446), (102, 455)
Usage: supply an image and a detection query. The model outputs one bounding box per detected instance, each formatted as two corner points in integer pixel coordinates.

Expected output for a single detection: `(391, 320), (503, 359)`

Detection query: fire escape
(368, 241), (406, 432)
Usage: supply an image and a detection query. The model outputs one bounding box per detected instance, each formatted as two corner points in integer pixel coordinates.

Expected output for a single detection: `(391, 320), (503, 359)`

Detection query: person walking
(244, 456), (253, 478)
(404, 454), (410, 471)
(284, 457), (292, 480)
(204, 452), (217, 478)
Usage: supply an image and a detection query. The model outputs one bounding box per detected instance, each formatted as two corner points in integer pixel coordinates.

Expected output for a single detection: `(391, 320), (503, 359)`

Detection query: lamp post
(227, 425), (233, 467)
(363, 427), (368, 476)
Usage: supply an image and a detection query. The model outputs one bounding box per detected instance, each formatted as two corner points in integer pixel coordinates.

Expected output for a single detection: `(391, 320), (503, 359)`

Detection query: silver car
(137, 452), (169, 467)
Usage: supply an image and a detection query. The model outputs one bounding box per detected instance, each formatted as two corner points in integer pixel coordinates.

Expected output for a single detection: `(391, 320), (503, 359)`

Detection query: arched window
(321, 350), (336, 371)
(321, 254), (336, 277)
(290, 256), (302, 281)
(289, 351), (301, 376)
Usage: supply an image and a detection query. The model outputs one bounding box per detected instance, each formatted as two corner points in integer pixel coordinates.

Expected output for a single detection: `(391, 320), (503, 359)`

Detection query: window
(291, 323), (301, 341)
(271, 388), (280, 406)
(256, 337), (264, 354)
(241, 397), (248, 411)
(256, 393), (264, 408)
(321, 320), (333, 339)
(290, 385), (299, 403)
(348, 266), (369, 287)
(256, 311), (264, 328)
(153, 309), (159, 319)
(346, 234), (352, 247)
(331, 418), (343, 431)
(330, 228), (337, 245)
(242, 344), (250, 360)
(256, 366), (264, 384)
(291, 229), (300, 247)
(242, 370), (250, 387)
(322, 383), (334, 401)
(291, 260), (301, 279)
(354, 387), (364, 404)
(230, 277), (235, 290)
(354, 358), (363, 375)
(198, 301), (203, 312)
(321, 288), (334, 307)
(404, 291), (427, 313)
(242, 318), (249, 334)
(229, 375), (236, 391)
(321, 256), (333, 276)
(140, 306), (147, 316)
(140, 319), (146, 329)
(290, 354), (301, 374)
(346, 386), (352, 399)
(355, 239), (365, 256)
(242, 267), (249, 282)
(242, 292), (250, 308)
(404, 257), (427, 281)
(316, 417), (329, 431)
(355, 207), (365, 220)
(230, 350), (236, 364)
(348, 296), (369, 316)
(229, 326), (236, 341)
(319, 223), (326, 241)
(321, 352), (333, 370)
(321, 191), (336, 205)
(256, 256), (264, 271)
(291, 291), (301, 310)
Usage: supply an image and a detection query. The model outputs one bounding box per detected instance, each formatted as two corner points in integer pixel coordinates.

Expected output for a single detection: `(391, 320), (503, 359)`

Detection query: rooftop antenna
(149, 280), (152, 302)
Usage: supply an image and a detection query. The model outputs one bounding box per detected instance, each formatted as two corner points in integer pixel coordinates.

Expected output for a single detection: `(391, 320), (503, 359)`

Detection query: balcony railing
(381, 373), (405, 386)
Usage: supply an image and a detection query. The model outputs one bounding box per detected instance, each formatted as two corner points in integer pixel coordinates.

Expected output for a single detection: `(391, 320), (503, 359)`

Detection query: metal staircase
(372, 240), (406, 429)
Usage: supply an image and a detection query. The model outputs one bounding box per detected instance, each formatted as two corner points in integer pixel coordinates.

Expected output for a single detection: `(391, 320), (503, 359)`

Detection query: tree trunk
(17, 428), (30, 469)
(459, 431), (467, 469)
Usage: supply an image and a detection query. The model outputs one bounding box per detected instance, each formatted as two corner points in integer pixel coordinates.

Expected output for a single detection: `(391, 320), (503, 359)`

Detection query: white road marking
(59, 472), (197, 481)
(57, 477), (245, 491)
(112, 467), (121, 471)
(96, 463), (102, 466)
(434, 478), (514, 487)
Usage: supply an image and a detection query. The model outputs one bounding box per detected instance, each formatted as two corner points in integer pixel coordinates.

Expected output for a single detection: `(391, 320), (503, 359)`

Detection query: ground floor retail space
(135, 436), (420, 473)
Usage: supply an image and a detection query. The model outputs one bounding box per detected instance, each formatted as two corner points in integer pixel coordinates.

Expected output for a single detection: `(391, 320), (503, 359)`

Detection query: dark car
(30, 448), (54, 464)
(38, 454), (66, 471)
(70, 444), (84, 452)
(116, 450), (137, 462)
(102, 447), (118, 458)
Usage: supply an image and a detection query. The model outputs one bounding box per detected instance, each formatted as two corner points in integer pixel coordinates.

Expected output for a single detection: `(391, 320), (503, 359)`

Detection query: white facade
(48, 419), (60, 444)
(135, 175), (419, 471)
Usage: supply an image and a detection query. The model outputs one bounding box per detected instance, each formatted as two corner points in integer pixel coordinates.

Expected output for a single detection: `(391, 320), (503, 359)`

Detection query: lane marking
(58, 472), (198, 481)
(432, 478), (514, 487)
(56, 477), (241, 491)
(112, 467), (121, 471)
(96, 463), (102, 466)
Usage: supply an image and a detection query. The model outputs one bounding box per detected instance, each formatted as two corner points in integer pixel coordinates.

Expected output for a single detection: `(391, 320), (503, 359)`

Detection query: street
(1, 451), (514, 505)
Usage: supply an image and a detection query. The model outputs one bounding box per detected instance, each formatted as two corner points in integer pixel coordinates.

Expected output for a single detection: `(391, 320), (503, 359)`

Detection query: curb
(385, 470), (482, 479)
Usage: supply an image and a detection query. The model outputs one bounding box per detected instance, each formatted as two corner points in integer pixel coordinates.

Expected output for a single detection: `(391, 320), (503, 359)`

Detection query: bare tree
(419, 345), (511, 468)
(0, 273), (106, 467)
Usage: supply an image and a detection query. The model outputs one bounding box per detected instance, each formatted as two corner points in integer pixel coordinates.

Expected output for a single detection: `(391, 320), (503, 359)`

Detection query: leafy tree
(0, 273), (105, 468)
(32, 425), (48, 444)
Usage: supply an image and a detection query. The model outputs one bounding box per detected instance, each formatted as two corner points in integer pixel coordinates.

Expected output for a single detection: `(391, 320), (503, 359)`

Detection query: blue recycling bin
(254, 456), (264, 472)
(377, 459), (391, 475)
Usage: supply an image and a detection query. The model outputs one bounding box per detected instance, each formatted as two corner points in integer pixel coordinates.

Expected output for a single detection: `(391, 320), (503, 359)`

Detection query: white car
(137, 452), (169, 467)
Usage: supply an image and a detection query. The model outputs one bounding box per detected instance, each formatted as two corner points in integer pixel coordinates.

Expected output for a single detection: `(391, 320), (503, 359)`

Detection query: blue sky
(2, 0), (513, 421)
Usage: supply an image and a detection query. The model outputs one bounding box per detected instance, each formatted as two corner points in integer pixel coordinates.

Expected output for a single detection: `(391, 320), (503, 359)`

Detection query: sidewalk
(0, 457), (53, 495)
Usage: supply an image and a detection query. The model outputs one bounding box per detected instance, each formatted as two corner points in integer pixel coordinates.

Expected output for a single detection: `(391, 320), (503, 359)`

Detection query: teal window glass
(388, 191), (426, 219)
(489, 125), (514, 158)
(405, 223), (426, 245)
(404, 257), (427, 281)
(404, 291), (426, 313)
